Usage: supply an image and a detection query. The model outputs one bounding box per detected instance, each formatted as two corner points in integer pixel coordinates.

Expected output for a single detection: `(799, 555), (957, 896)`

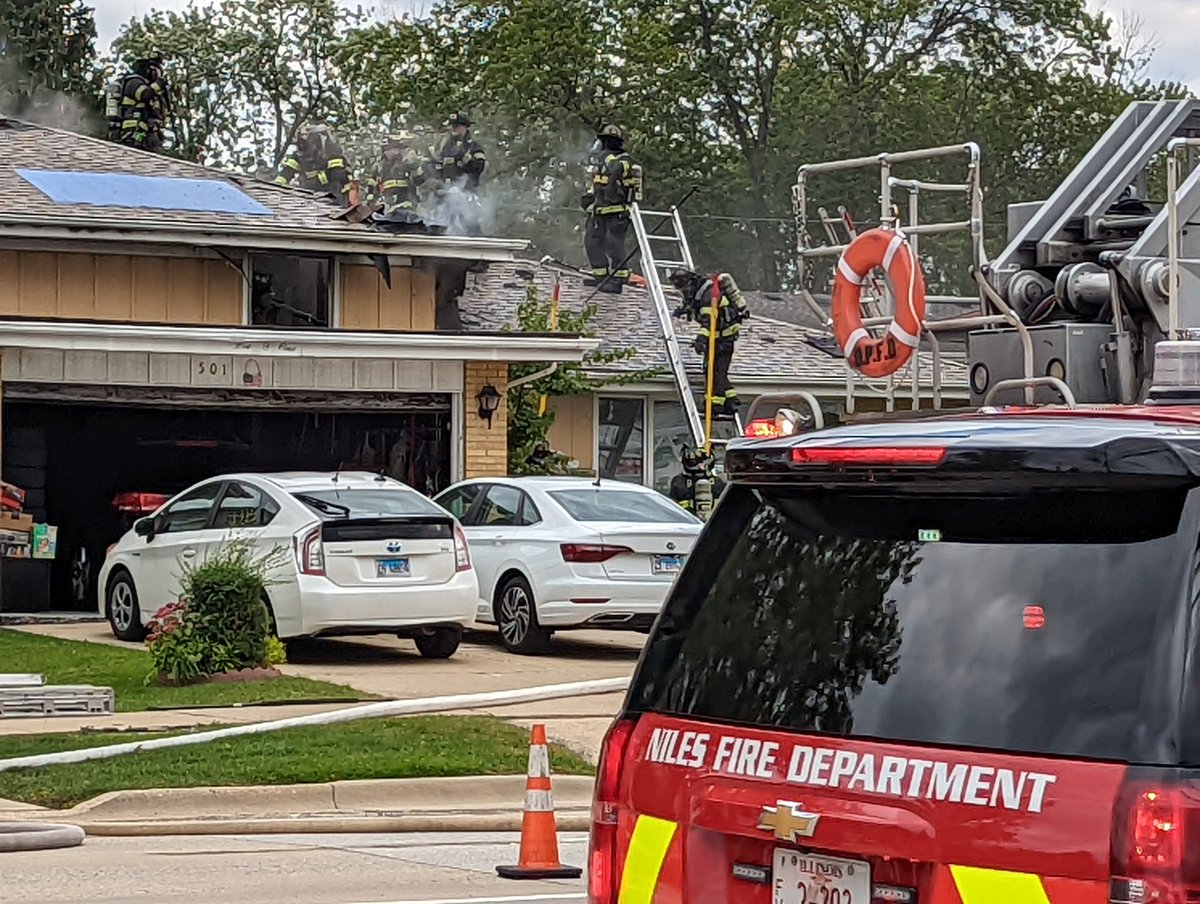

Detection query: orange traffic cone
(496, 723), (582, 880)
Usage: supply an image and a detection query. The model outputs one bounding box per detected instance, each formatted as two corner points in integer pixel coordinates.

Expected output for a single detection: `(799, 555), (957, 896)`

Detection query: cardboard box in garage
(0, 512), (34, 534)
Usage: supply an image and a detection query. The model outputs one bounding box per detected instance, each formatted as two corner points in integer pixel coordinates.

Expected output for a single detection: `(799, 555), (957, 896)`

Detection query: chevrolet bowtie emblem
(758, 801), (820, 843)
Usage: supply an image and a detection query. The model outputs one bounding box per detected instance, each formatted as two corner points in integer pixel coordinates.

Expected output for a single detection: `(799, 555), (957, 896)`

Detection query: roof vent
(1148, 340), (1200, 404)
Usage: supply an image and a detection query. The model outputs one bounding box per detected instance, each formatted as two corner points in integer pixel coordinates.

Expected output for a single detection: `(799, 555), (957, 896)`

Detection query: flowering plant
(144, 601), (204, 685)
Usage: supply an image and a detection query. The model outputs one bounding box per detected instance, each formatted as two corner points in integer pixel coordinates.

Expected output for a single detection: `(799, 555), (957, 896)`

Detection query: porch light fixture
(476, 383), (502, 428)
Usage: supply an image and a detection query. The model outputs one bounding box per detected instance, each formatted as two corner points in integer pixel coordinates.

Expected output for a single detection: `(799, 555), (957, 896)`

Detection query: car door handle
(181, 548), (197, 559)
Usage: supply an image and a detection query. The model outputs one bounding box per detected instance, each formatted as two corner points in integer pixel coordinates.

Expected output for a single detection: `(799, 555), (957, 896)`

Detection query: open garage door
(1, 392), (452, 612)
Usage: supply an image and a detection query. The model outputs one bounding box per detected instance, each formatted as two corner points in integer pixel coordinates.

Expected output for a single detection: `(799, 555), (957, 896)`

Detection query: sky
(91, 0), (1200, 92)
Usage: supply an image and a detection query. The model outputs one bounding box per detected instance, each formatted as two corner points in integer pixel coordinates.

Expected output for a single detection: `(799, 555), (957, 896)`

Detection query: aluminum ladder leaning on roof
(628, 202), (742, 450)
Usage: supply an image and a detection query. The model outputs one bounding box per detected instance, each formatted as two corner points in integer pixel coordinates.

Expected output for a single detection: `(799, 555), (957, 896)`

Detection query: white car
(99, 472), (478, 658)
(432, 476), (702, 654)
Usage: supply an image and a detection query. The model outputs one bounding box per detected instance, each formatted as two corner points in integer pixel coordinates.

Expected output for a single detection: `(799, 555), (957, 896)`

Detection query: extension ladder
(629, 203), (743, 449)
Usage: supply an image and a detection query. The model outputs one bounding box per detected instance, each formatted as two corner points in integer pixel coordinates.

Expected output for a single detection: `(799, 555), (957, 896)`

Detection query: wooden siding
(340, 264), (436, 331)
(0, 251), (242, 324)
(547, 394), (595, 471)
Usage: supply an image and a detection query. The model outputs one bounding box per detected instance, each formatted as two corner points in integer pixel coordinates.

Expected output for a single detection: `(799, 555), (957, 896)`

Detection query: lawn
(0, 716), (595, 808)
(0, 629), (365, 711)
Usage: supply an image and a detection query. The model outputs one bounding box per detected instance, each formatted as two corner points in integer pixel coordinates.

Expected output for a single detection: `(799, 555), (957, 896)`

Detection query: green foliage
(0, 628), (360, 711)
(111, 0), (366, 166)
(0, 0), (100, 127)
(144, 602), (205, 685)
(507, 284), (658, 474)
(263, 635), (288, 667)
(177, 541), (284, 675)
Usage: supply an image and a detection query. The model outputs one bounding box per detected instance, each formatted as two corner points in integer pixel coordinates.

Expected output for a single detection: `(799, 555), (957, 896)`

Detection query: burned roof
(456, 261), (968, 389)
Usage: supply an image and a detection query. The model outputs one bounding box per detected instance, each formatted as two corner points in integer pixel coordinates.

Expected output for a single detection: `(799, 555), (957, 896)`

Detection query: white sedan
(432, 476), (702, 654)
(99, 472), (478, 658)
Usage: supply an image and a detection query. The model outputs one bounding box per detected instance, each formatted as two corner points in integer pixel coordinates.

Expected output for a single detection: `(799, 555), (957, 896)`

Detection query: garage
(1, 389), (453, 612)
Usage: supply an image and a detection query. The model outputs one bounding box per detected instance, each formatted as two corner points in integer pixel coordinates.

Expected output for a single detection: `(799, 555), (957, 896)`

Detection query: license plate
(652, 554), (684, 574)
(376, 557), (411, 577)
(772, 850), (870, 904)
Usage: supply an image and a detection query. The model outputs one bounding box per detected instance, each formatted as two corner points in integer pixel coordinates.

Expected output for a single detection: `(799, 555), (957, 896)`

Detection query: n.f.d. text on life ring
(831, 228), (927, 379)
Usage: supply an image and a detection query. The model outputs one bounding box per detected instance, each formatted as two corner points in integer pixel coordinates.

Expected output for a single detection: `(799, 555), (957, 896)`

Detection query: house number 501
(197, 361), (228, 376)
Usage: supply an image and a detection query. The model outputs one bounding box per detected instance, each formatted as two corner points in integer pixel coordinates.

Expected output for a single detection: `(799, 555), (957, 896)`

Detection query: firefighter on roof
(374, 131), (427, 215)
(274, 124), (352, 204)
(433, 112), (486, 189)
(581, 124), (642, 294)
(109, 54), (170, 152)
(670, 268), (750, 418)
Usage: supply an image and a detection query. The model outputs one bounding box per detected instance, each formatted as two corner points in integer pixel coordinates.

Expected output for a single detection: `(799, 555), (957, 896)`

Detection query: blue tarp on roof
(16, 169), (272, 216)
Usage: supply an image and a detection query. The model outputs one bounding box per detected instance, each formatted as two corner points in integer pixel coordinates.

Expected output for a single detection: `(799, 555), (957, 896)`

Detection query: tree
(344, 0), (1178, 292)
(507, 284), (660, 474)
(112, 0), (365, 168)
(0, 0), (100, 128)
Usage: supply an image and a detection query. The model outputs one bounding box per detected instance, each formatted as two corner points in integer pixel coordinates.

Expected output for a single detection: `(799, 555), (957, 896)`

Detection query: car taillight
(589, 716), (637, 904)
(561, 544), (634, 564)
(1111, 770), (1200, 904)
(296, 527), (324, 576)
(790, 446), (947, 466)
(454, 524), (471, 572)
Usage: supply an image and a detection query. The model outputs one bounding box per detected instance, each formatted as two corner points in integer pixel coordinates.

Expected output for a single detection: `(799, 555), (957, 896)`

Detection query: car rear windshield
(549, 489), (698, 524)
(294, 488), (443, 518)
(629, 483), (1197, 763)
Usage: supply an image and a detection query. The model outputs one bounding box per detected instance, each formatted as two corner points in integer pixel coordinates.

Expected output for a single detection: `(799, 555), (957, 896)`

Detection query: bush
(180, 541), (281, 674)
(145, 542), (284, 683)
(145, 602), (205, 685)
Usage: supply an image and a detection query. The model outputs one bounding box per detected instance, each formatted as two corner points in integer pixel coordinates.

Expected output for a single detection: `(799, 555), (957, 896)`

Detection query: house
(0, 118), (598, 612)
(456, 262), (970, 495)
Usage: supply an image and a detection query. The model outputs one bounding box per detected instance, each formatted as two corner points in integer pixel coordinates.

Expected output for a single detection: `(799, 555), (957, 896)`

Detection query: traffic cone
(496, 723), (583, 880)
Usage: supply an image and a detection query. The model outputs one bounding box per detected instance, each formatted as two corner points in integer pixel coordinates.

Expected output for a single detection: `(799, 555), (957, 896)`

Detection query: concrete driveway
(5, 622), (643, 760)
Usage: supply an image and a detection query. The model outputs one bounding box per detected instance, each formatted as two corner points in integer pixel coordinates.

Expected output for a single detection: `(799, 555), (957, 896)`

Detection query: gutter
(0, 320), (600, 363)
(0, 214), (530, 262)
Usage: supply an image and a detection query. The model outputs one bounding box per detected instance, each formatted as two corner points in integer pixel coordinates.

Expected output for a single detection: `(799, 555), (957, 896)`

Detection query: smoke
(0, 59), (101, 134)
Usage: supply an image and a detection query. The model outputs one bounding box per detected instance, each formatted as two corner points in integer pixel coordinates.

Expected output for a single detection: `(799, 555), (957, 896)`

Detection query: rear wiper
(295, 494), (351, 517)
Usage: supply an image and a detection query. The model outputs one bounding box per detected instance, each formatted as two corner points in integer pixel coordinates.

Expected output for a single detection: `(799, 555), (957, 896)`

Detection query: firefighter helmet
(597, 123), (624, 140)
(384, 130), (414, 148)
(447, 112), (473, 127)
(669, 267), (699, 290)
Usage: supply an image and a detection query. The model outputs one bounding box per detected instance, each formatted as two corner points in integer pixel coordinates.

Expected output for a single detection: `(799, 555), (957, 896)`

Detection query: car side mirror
(134, 517), (155, 540)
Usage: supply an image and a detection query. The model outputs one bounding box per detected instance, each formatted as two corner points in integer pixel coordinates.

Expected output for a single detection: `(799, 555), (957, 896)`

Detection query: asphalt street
(0, 832), (590, 904)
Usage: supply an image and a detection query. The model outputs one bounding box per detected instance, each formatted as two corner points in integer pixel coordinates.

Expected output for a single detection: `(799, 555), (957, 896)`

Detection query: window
(295, 488), (444, 518)
(476, 485), (532, 527)
(434, 484), (485, 521)
(597, 397), (644, 484)
(214, 482), (278, 529)
(550, 488), (698, 524)
(630, 483), (1194, 763)
(249, 253), (332, 327)
(157, 483), (223, 534)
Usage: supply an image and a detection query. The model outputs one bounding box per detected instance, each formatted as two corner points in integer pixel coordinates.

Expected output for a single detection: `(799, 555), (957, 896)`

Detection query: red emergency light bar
(790, 446), (947, 466)
(744, 418), (783, 438)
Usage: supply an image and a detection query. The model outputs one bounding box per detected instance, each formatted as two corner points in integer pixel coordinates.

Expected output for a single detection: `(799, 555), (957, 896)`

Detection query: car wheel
(107, 572), (145, 642)
(495, 576), (551, 655)
(413, 626), (462, 659)
(70, 547), (91, 606)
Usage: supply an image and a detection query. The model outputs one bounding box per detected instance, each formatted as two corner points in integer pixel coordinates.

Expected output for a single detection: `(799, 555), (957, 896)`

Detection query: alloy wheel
(499, 584), (531, 646)
(110, 581), (134, 633)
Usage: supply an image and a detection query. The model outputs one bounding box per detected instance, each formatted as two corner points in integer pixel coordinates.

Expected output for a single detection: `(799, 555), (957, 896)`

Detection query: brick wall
(464, 361), (509, 478)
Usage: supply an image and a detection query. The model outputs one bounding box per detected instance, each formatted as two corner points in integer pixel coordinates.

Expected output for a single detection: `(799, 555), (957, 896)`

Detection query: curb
(3, 775), (596, 836)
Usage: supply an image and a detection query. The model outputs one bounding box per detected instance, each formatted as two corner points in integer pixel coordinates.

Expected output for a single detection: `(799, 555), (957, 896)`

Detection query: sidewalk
(0, 775), (595, 835)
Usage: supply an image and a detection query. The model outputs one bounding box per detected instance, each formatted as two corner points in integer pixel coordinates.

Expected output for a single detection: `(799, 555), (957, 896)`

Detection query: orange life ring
(831, 228), (927, 378)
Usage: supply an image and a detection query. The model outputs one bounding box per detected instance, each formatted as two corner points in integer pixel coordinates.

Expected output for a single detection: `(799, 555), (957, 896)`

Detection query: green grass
(0, 716), (595, 808)
(0, 629), (365, 711)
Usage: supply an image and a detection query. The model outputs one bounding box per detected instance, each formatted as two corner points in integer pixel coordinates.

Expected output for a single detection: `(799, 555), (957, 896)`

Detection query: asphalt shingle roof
(0, 117), (346, 232)
(457, 261), (967, 388)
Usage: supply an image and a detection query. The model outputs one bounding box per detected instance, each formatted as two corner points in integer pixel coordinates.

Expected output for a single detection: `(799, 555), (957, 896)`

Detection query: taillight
(1111, 770), (1200, 903)
(561, 544), (634, 564)
(296, 526), (325, 576)
(454, 524), (471, 572)
(790, 446), (946, 466)
(589, 716), (637, 904)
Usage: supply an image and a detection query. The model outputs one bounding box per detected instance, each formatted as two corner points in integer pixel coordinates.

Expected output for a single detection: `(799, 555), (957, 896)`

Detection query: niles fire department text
(645, 728), (1057, 814)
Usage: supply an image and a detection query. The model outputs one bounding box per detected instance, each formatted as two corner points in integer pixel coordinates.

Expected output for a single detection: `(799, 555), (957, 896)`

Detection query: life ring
(831, 228), (926, 378)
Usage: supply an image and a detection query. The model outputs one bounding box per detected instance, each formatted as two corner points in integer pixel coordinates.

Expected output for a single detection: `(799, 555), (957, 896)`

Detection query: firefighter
(433, 112), (486, 189)
(112, 55), (170, 152)
(668, 447), (725, 512)
(274, 124), (352, 204)
(581, 124), (642, 294)
(670, 268), (751, 418)
(374, 131), (427, 215)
